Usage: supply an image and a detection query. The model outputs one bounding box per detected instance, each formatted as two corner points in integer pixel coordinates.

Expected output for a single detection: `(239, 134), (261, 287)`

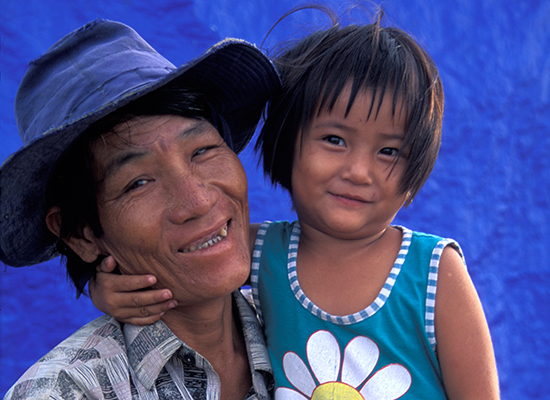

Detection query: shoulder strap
(250, 221), (272, 325)
(425, 238), (464, 350)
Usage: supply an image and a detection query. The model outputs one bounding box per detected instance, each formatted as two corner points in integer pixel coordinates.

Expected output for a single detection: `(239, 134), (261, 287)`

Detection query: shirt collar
(233, 290), (274, 397)
(123, 290), (273, 394)
(124, 319), (183, 390)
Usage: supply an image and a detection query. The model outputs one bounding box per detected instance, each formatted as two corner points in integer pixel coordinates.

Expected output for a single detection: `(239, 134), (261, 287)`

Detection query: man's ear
(45, 206), (102, 263)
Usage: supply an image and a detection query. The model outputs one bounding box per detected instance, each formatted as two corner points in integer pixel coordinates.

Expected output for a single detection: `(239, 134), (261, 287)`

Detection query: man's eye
(193, 146), (215, 157)
(126, 178), (149, 192)
(324, 135), (345, 146)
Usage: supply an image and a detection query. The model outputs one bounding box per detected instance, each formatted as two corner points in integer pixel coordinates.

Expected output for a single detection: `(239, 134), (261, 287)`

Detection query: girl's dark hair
(256, 6), (444, 206)
(45, 85), (213, 296)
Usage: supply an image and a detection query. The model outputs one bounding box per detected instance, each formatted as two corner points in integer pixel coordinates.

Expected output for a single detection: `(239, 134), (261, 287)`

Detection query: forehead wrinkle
(177, 119), (210, 141)
(100, 149), (149, 181)
(98, 118), (211, 179)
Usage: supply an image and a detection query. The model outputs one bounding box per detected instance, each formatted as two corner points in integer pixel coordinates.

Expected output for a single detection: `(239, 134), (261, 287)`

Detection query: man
(0, 19), (280, 400)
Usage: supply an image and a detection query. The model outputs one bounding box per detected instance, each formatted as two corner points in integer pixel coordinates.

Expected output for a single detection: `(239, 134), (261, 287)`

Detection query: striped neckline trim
(287, 223), (412, 325)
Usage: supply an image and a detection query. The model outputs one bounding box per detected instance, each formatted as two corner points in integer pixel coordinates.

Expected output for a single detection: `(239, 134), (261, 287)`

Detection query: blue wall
(1, 1), (549, 398)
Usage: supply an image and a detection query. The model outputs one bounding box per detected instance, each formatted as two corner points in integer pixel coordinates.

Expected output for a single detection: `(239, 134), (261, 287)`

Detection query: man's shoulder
(4, 315), (125, 400)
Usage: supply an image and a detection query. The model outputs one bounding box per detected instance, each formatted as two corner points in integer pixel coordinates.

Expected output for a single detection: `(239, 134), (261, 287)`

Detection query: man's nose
(166, 173), (218, 224)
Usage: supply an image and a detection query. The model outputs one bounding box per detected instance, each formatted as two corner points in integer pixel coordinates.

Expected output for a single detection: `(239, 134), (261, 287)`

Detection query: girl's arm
(89, 223), (261, 325)
(89, 256), (177, 325)
(435, 246), (500, 399)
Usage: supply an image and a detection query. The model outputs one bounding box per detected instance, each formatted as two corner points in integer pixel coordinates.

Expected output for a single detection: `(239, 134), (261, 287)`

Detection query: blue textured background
(1, 1), (549, 398)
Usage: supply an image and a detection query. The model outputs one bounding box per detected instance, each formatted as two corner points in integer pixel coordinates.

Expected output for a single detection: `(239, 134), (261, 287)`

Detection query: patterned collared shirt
(4, 291), (273, 400)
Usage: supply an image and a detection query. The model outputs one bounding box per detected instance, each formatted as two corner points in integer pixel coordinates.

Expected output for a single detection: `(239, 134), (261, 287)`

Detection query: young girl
(91, 10), (499, 399)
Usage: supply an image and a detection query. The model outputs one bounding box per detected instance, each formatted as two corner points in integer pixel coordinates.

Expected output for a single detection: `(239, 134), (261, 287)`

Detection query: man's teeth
(182, 226), (228, 253)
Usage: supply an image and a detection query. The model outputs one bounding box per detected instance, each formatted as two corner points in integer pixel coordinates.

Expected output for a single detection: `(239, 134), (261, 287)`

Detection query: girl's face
(291, 85), (408, 241)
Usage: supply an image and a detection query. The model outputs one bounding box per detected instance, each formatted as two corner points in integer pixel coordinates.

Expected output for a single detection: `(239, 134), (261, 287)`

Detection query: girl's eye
(380, 147), (399, 157)
(324, 135), (345, 146)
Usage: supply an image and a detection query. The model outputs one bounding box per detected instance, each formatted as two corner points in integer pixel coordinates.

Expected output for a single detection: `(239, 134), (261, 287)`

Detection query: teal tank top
(251, 221), (461, 399)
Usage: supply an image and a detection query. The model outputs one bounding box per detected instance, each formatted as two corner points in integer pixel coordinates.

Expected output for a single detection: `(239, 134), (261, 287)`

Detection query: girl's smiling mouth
(330, 192), (371, 204)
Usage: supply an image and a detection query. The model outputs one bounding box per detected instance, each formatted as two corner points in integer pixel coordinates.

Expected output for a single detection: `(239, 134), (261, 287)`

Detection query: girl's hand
(89, 256), (177, 325)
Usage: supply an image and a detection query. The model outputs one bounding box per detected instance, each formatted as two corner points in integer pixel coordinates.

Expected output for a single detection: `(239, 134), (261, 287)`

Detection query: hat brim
(0, 38), (280, 267)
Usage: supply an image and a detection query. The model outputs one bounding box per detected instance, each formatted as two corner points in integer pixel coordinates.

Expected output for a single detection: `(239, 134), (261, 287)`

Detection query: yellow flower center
(310, 382), (363, 400)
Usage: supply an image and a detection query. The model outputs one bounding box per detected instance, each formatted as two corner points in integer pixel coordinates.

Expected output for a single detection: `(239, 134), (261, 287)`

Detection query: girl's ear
(45, 206), (102, 263)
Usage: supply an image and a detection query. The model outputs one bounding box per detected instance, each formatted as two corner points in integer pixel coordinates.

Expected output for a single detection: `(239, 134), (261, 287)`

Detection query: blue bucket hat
(0, 19), (280, 267)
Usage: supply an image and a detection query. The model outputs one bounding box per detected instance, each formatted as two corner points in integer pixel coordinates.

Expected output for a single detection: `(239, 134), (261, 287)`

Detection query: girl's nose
(341, 152), (374, 185)
(166, 173), (218, 225)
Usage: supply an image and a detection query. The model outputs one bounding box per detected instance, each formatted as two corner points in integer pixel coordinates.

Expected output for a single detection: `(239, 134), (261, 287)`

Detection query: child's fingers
(128, 289), (174, 308)
(134, 299), (177, 317)
(114, 300), (178, 325)
(89, 274), (159, 312)
(97, 255), (117, 273)
(95, 257), (160, 292)
(95, 273), (156, 293)
(118, 274), (157, 292)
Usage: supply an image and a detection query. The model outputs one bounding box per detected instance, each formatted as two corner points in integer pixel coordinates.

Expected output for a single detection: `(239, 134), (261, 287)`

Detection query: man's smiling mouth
(180, 225), (228, 253)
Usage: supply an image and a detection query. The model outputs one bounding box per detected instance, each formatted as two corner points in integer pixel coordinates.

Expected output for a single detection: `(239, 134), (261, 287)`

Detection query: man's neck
(160, 293), (252, 400)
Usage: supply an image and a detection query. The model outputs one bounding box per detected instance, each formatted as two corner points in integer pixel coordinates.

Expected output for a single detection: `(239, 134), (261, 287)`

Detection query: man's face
(90, 115), (250, 305)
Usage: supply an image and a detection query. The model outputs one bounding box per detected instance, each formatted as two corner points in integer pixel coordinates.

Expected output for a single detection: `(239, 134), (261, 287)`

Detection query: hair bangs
(257, 7), (443, 202)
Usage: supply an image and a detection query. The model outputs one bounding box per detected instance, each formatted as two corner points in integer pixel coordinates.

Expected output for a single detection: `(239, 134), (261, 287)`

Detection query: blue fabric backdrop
(1, 1), (549, 398)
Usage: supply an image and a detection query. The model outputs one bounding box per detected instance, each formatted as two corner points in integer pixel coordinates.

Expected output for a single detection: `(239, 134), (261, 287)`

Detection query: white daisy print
(276, 330), (412, 400)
